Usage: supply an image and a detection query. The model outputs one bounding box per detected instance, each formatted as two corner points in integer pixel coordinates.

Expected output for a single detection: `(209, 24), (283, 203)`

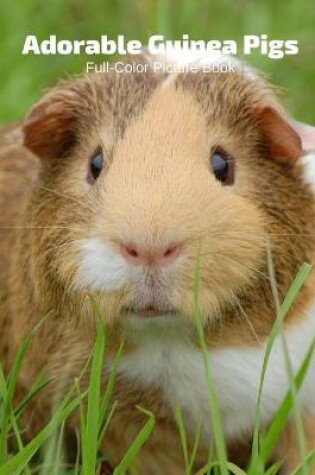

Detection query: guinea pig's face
(23, 64), (307, 326)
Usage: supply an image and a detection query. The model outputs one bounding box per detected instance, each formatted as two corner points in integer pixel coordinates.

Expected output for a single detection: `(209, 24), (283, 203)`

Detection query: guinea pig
(1, 50), (315, 474)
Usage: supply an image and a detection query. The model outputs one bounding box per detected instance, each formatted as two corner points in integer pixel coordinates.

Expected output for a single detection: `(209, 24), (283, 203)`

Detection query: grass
(0, 263), (314, 474)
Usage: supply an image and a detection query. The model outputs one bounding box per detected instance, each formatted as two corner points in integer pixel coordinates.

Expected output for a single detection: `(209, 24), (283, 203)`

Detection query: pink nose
(121, 242), (181, 267)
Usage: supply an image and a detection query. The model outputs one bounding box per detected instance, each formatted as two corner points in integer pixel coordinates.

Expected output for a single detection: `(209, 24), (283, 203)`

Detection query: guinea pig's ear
(23, 80), (87, 160)
(258, 106), (303, 165)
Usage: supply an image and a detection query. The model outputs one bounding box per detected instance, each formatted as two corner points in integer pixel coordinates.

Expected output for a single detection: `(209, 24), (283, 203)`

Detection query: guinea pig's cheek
(74, 238), (129, 292)
(192, 198), (266, 299)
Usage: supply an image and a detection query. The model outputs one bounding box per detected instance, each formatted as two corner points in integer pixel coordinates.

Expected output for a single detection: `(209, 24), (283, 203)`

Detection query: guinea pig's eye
(210, 147), (235, 186)
(88, 148), (103, 183)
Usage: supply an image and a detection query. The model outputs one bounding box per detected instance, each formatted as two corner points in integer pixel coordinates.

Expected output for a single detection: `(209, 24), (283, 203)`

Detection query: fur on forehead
(176, 70), (302, 161)
(23, 64), (163, 160)
(139, 49), (303, 164)
(23, 52), (302, 166)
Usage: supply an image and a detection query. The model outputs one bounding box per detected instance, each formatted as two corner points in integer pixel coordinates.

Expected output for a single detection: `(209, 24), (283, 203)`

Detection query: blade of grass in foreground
(291, 447), (315, 475)
(175, 405), (190, 472)
(281, 333), (308, 475)
(41, 344), (94, 475)
(264, 461), (283, 475)
(1, 365), (30, 472)
(175, 405), (202, 475)
(196, 460), (247, 475)
(188, 416), (202, 474)
(0, 362), (7, 419)
(193, 256), (229, 475)
(251, 263), (312, 467)
(249, 337), (315, 475)
(274, 264), (313, 475)
(81, 318), (106, 475)
(88, 294), (125, 452)
(113, 407), (155, 475)
(52, 420), (66, 475)
(0, 322), (90, 475)
(259, 338), (315, 463)
(40, 419), (66, 475)
(98, 340), (124, 437)
(10, 410), (32, 475)
(0, 390), (86, 475)
(14, 376), (51, 421)
(98, 400), (118, 448)
(74, 429), (81, 475)
(0, 314), (52, 463)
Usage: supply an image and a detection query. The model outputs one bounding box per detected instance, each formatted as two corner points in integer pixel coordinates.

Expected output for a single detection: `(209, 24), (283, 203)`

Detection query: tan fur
(0, 58), (315, 473)
(275, 414), (315, 474)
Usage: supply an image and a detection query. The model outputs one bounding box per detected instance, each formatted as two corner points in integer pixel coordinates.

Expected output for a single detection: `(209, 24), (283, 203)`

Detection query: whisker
(231, 291), (261, 346)
(196, 251), (273, 285)
(0, 226), (91, 230)
(265, 241), (281, 314)
(14, 178), (94, 213)
(1, 227), (313, 236)
(189, 232), (315, 237)
(37, 185), (85, 205)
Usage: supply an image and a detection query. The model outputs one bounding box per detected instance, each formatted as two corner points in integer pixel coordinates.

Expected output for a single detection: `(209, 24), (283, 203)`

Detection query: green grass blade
(188, 416), (202, 473)
(196, 461), (247, 475)
(98, 340), (124, 435)
(0, 313), (53, 463)
(10, 411), (32, 475)
(280, 332), (308, 475)
(52, 421), (65, 475)
(113, 407), (155, 475)
(258, 338), (315, 465)
(0, 390), (86, 475)
(0, 333), (33, 462)
(264, 461), (283, 475)
(291, 448), (315, 475)
(14, 381), (52, 423)
(193, 256), (229, 475)
(0, 362), (7, 419)
(175, 404), (189, 473)
(74, 428), (81, 475)
(40, 419), (65, 475)
(81, 321), (106, 475)
(175, 408), (202, 474)
(251, 263), (312, 463)
(98, 400), (118, 448)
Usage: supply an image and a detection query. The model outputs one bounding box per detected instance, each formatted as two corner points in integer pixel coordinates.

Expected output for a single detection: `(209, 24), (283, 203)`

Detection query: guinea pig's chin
(80, 281), (233, 327)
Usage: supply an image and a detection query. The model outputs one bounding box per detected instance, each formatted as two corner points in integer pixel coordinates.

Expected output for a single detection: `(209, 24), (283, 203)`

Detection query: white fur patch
(301, 153), (315, 192)
(75, 238), (129, 291)
(119, 304), (315, 441)
(164, 48), (244, 70)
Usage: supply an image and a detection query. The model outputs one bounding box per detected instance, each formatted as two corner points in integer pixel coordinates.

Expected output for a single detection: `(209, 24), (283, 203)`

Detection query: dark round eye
(210, 148), (234, 185)
(88, 149), (103, 183)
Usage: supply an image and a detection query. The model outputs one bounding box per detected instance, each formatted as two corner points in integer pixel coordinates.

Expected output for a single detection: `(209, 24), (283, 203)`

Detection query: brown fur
(0, 58), (315, 473)
(275, 414), (315, 474)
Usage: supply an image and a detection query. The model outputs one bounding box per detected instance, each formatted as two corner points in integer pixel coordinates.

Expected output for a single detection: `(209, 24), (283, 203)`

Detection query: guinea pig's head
(22, 60), (315, 328)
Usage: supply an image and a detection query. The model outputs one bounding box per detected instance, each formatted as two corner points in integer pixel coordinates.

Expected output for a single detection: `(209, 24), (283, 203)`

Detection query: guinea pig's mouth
(124, 305), (178, 319)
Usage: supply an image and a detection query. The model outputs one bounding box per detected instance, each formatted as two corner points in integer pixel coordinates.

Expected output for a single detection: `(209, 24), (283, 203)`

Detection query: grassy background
(0, 0), (314, 125)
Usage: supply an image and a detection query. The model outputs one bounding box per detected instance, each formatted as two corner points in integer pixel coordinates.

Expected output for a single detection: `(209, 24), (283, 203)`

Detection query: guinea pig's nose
(120, 242), (181, 267)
